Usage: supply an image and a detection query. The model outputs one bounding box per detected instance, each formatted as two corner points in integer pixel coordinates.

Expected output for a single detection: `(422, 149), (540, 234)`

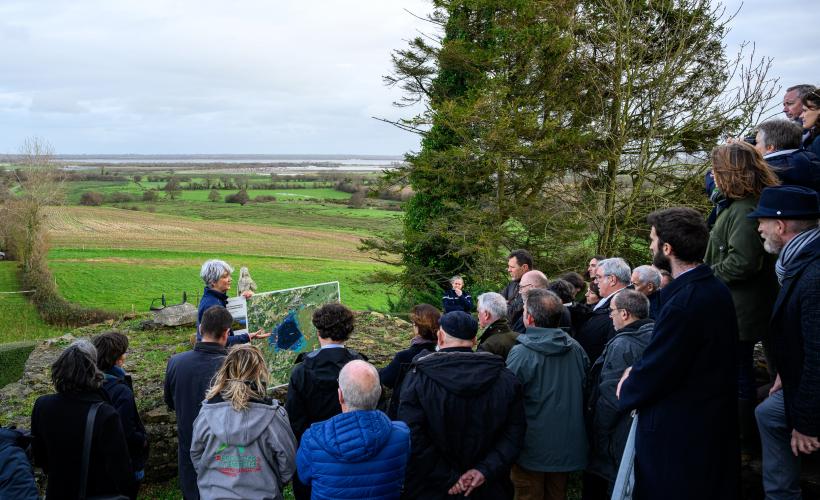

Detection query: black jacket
(576, 295), (618, 365)
(379, 341), (436, 419)
(31, 391), (133, 500)
(442, 289), (474, 313)
(285, 347), (365, 441)
(398, 347), (526, 500)
(771, 236), (820, 437)
(501, 281), (524, 331)
(618, 265), (739, 500)
(164, 342), (228, 500)
(765, 149), (820, 193)
(103, 367), (149, 472)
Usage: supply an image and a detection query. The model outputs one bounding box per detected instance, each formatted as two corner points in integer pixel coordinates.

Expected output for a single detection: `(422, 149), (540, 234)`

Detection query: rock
(369, 312), (385, 319)
(144, 406), (175, 424)
(152, 303), (197, 327)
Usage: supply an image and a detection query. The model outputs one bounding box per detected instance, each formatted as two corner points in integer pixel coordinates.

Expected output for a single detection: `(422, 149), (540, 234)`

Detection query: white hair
(477, 292), (507, 321)
(200, 259), (233, 286)
(338, 360), (382, 411)
(597, 258), (631, 285)
(631, 265), (661, 289)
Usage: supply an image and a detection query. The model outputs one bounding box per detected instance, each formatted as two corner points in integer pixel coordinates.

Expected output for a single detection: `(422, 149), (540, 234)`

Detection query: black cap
(439, 311), (478, 340)
(747, 185), (820, 220)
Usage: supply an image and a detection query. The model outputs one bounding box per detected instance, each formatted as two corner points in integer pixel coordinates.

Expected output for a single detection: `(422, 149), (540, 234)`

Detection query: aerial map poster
(238, 281), (341, 383)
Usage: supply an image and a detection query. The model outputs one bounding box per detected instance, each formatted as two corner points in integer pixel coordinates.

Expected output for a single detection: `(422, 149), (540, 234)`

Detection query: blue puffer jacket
(0, 427), (39, 500)
(296, 410), (410, 500)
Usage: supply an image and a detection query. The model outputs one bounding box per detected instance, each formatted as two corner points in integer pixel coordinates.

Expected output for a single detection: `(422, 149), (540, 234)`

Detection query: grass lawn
(48, 248), (398, 314)
(0, 262), (65, 343)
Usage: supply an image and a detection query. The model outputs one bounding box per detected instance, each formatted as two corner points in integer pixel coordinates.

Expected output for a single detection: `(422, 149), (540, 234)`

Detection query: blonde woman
(191, 344), (297, 500)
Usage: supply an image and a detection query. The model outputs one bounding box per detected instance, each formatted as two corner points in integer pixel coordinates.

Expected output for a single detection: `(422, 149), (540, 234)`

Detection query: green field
(48, 248), (397, 313)
(0, 262), (65, 343)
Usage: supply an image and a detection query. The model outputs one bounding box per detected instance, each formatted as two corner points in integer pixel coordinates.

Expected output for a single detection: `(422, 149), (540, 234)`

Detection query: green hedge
(0, 341), (36, 388)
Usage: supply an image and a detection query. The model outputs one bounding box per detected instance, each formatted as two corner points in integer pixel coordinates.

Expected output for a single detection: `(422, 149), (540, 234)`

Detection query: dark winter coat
(285, 347), (365, 441)
(647, 292), (661, 320)
(568, 301), (593, 338)
(102, 366), (149, 473)
(196, 286), (250, 346)
(31, 391), (134, 500)
(506, 327), (589, 472)
(765, 148), (820, 193)
(576, 293), (619, 364)
(164, 341), (228, 500)
(442, 289), (474, 313)
(398, 347), (526, 500)
(618, 265), (739, 500)
(803, 131), (820, 158)
(770, 236), (820, 437)
(501, 281), (524, 332)
(586, 319), (653, 483)
(0, 427), (38, 500)
(476, 318), (519, 361)
(704, 196), (779, 342)
(297, 410), (410, 500)
(379, 340), (436, 419)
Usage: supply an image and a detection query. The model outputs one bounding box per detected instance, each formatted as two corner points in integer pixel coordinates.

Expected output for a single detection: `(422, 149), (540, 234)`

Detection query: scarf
(776, 226), (820, 284)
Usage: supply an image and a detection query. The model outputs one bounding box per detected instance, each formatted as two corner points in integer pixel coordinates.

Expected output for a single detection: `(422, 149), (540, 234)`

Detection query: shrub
(142, 190), (158, 202)
(225, 189), (249, 206)
(207, 189), (221, 202)
(108, 192), (135, 203)
(253, 195), (277, 203)
(79, 191), (104, 206)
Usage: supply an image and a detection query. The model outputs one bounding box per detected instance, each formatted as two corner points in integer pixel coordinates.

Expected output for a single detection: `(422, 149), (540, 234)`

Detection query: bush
(79, 191), (104, 206)
(0, 341), (36, 388)
(108, 192), (135, 203)
(253, 195), (277, 203)
(142, 190), (158, 202)
(225, 190), (249, 206)
(207, 189), (221, 202)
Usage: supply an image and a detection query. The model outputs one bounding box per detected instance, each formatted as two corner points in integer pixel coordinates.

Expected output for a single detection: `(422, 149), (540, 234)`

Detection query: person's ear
(662, 242), (673, 257)
(337, 387), (345, 407)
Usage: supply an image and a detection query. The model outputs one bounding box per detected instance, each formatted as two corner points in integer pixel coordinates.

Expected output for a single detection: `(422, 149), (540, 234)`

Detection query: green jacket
(506, 327), (589, 472)
(477, 318), (519, 361)
(704, 196), (779, 342)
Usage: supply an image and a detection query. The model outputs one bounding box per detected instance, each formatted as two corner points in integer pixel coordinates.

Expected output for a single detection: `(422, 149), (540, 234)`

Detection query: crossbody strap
(78, 401), (104, 500)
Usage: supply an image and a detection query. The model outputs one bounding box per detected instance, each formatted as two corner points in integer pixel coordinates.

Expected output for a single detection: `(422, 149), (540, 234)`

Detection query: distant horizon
(2, 153), (406, 159)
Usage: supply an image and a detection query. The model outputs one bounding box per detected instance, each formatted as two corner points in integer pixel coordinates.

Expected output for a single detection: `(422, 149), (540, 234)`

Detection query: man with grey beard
(749, 185), (820, 498)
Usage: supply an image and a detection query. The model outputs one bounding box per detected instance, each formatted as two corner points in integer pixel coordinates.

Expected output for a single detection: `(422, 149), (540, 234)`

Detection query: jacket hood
(414, 350), (505, 396)
(517, 327), (573, 355)
(313, 410), (394, 462)
(199, 400), (279, 446)
(301, 348), (360, 390)
(611, 320), (654, 346)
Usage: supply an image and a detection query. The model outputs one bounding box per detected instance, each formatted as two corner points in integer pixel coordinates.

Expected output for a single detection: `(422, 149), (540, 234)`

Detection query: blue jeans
(755, 391), (802, 499)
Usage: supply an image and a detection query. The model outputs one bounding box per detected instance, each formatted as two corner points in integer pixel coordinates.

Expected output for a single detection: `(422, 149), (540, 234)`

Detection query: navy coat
(770, 236), (820, 437)
(163, 342), (227, 500)
(576, 295), (618, 364)
(618, 265), (739, 500)
(297, 410), (410, 500)
(765, 148), (820, 193)
(379, 341), (436, 419)
(196, 286), (249, 346)
(0, 427), (38, 500)
(442, 289), (473, 313)
(102, 366), (149, 473)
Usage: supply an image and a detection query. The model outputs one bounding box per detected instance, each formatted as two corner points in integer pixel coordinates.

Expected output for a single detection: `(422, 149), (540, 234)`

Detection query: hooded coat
(506, 326), (589, 472)
(296, 410), (410, 500)
(586, 319), (653, 483)
(398, 348), (526, 500)
(190, 396), (297, 500)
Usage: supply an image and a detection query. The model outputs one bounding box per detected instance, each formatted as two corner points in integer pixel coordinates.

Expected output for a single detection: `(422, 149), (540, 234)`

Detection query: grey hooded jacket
(506, 326), (589, 472)
(191, 397), (297, 500)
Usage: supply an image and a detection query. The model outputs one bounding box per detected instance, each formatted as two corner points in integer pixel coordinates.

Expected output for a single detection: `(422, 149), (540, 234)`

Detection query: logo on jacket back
(213, 443), (261, 477)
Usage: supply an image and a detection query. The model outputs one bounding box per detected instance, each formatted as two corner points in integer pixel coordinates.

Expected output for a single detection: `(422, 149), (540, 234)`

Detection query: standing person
(379, 304), (440, 419)
(297, 360), (411, 499)
(783, 84), (816, 122)
(442, 275), (473, 313)
(286, 303), (365, 500)
(585, 290), (653, 498)
(753, 120), (820, 192)
(501, 249), (533, 331)
(585, 256), (606, 281)
(512, 270), (550, 333)
(750, 185), (820, 498)
(801, 89), (820, 157)
(93, 331), (149, 500)
(475, 292), (519, 361)
(617, 207), (739, 500)
(191, 344), (297, 500)
(705, 142), (780, 451)
(164, 305), (233, 500)
(578, 258), (630, 364)
(506, 289), (589, 500)
(399, 311), (526, 499)
(196, 259), (268, 345)
(630, 265), (662, 320)
(31, 340), (133, 500)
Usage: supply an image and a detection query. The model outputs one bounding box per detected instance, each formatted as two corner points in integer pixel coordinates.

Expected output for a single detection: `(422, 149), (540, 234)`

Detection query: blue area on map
(269, 310), (304, 352)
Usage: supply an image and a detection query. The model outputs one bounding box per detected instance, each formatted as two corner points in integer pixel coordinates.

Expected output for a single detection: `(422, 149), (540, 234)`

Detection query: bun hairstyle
(206, 344), (269, 411)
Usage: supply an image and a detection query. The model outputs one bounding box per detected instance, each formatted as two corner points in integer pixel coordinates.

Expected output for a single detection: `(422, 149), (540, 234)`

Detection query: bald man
(512, 270), (549, 333)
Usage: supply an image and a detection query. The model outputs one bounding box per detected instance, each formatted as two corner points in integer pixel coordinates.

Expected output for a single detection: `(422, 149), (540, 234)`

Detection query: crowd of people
(2, 84), (819, 500)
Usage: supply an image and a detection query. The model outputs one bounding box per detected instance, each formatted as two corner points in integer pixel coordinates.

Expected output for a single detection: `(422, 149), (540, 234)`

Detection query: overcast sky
(0, 0), (816, 155)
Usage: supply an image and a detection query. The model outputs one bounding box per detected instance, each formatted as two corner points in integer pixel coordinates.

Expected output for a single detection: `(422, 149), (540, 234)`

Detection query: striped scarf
(776, 226), (820, 284)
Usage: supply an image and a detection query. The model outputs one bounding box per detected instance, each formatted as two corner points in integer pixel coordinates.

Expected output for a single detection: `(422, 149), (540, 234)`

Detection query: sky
(0, 0), (816, 155)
